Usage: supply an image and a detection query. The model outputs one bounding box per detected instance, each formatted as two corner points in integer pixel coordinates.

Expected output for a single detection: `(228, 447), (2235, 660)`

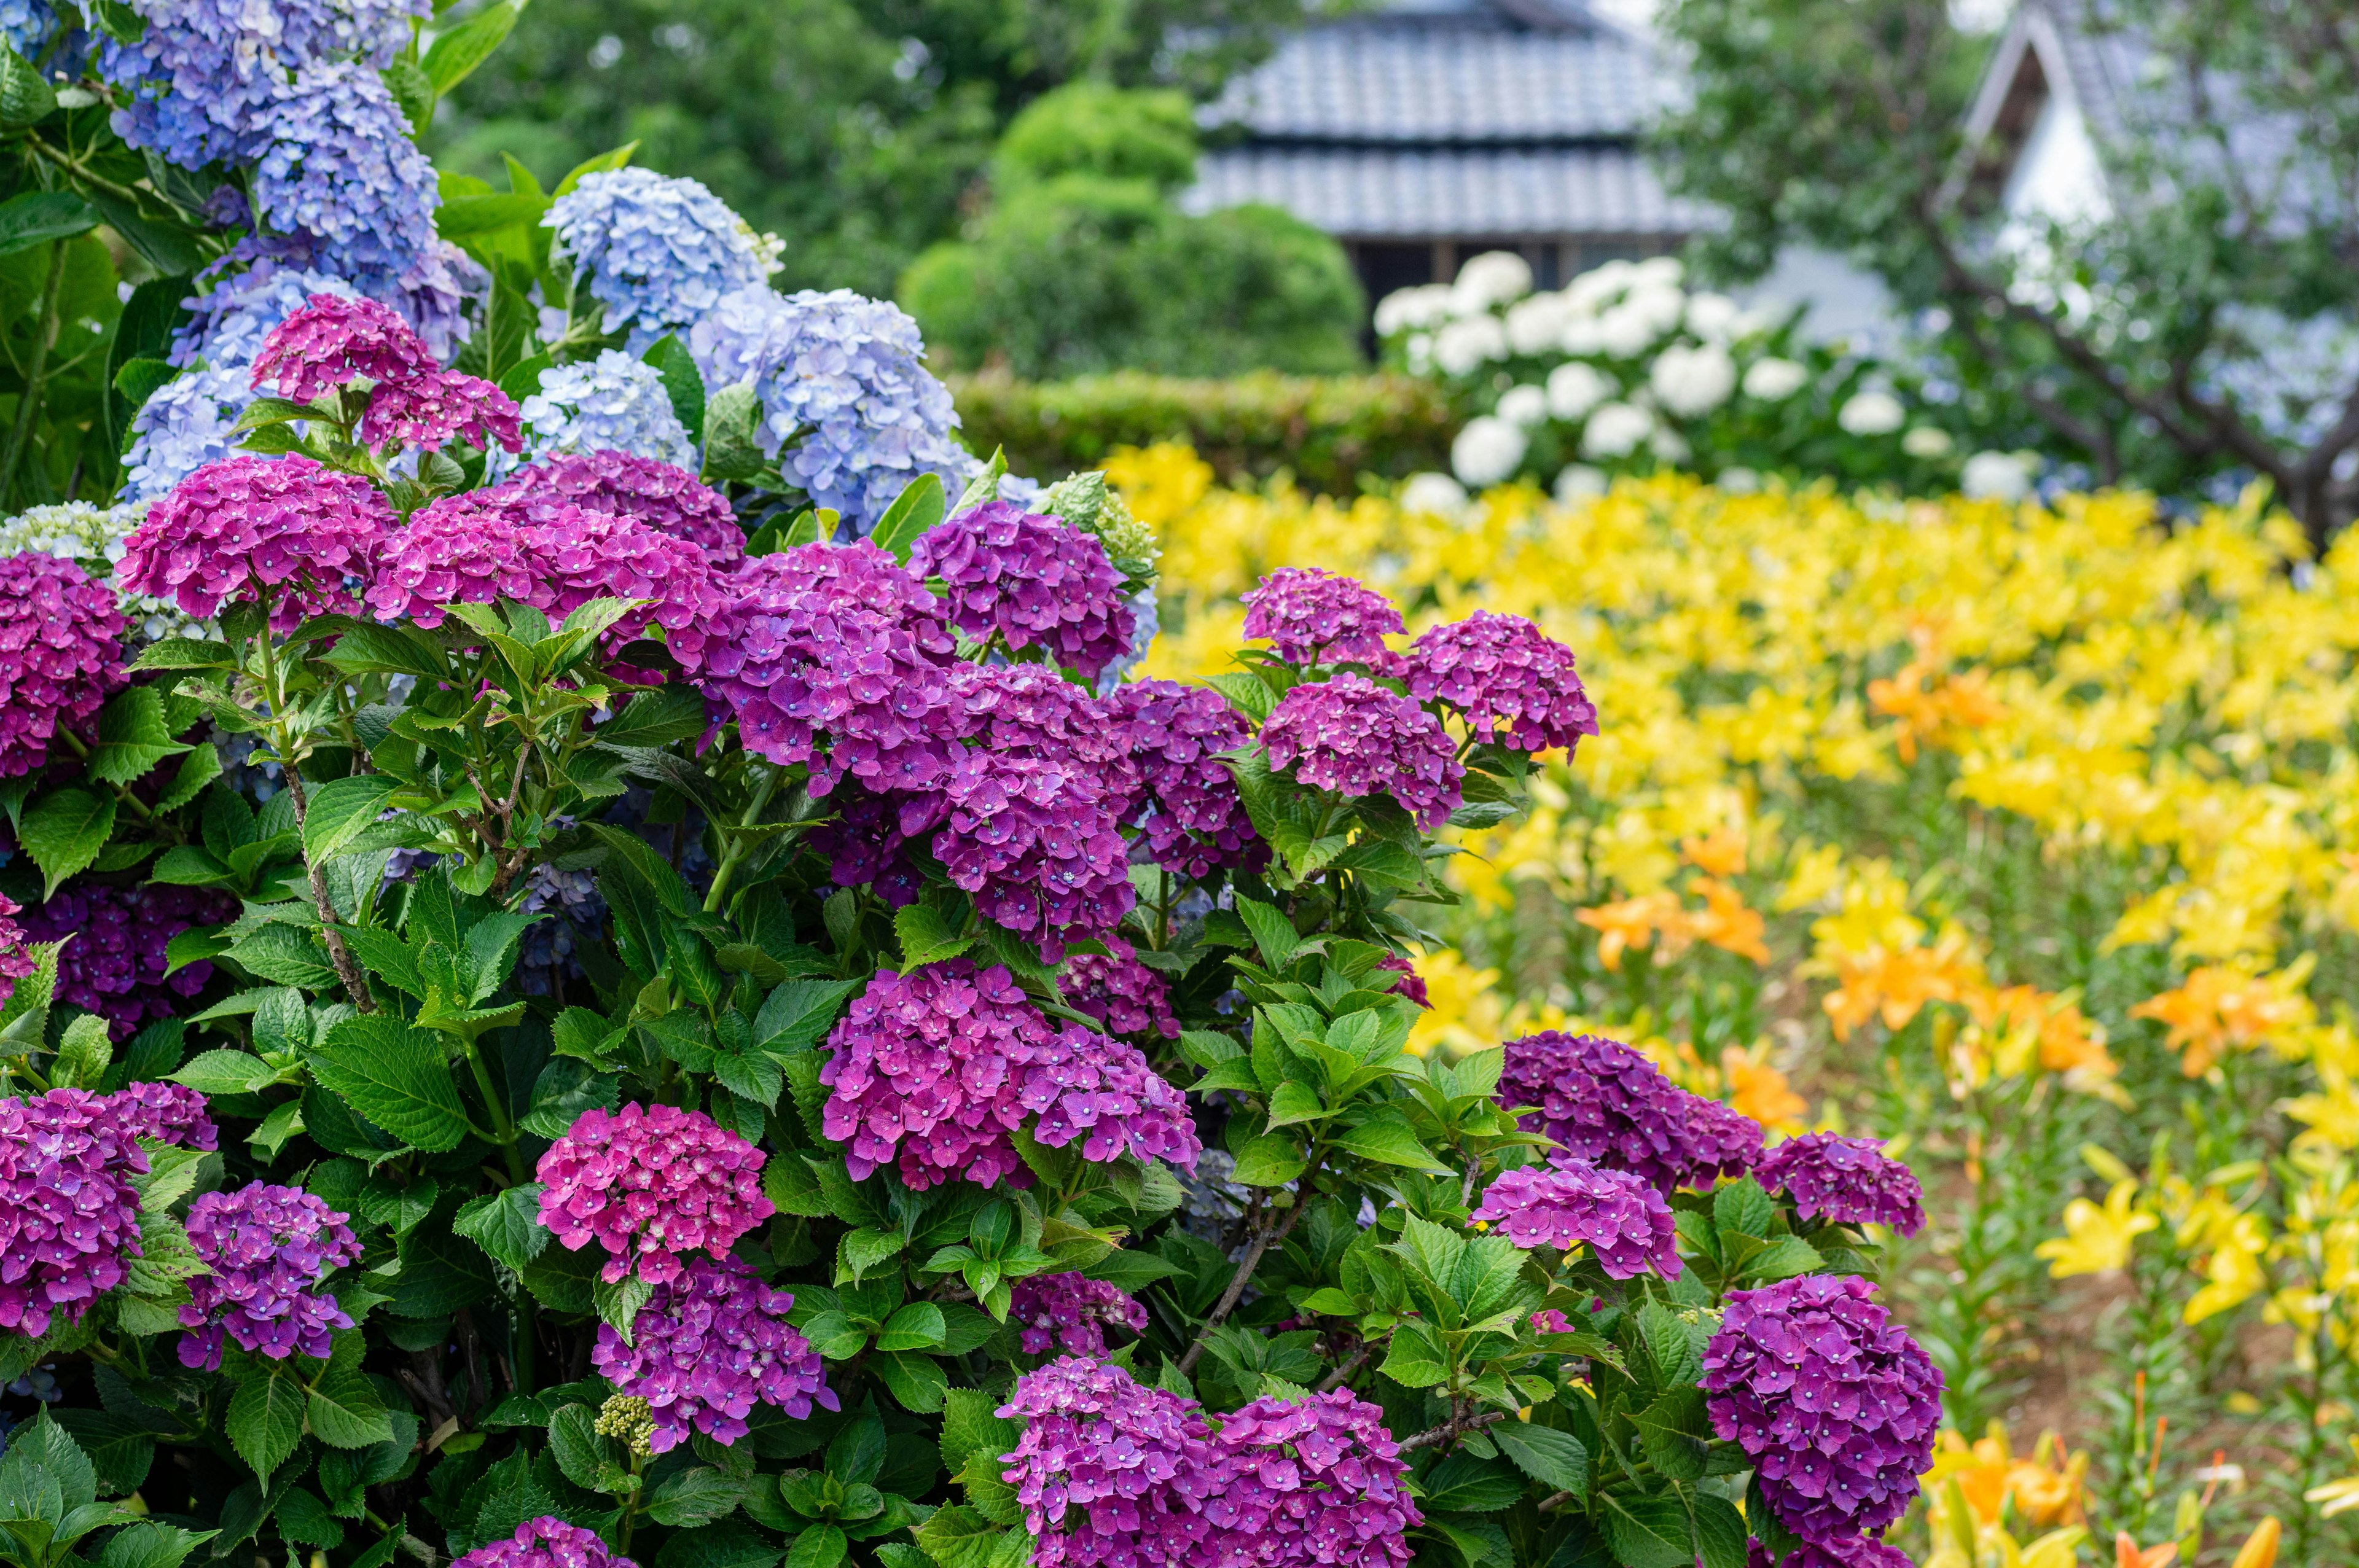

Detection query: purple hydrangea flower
(1205, 1391), (1422, 1567)
(535, 1103), (775, 1287)
(821, 961), (1199, 1192)
(452, 1517), (633, 1568)
(1498, 1031), (1764, 1193)
(0, 894), (31, 998)
(695, 541), (961, 790)
(1260, 674), (1465, 832)
(1403, 611), (1600, 755)
(908, 502), (1135, 681)
(947, 663), (1138, 802)
(804, 780), (927, 908)
(503, 451), (741, 565)
(512, 350), (697, 473)
(590, 1252), (836, 1451)
(245, 61), (440, 283)
(0, 1088), (149, 1337)
(249, 292), (438, 405)
(1701, 1275), (1942, 1545)
(358, 369), (523, 453)
(177, 1182), (362, 1368)
(1749, 1539), (1914, 1568)
(1102, 679), (1261, 878)
(1009, 1273), (1149, 1356)
(1064, 939), (1180, 1042)
(22, 885), (234, 1040)
(367, 505), (537, 622)
(999, 1356), (1226, 1568)
(1755, 1134), (1927, 1238)
(1240, 568), (1404, 666)
(119, 454), (394, 632)
(935, 749), (1134, 959)
(547, 169), (772, 351)
(106, 1082), (219, 1152)
(0, 553), (123, 778)
(1374, 954), (1430, 1008)
(1471, 1159), (1680, 1279)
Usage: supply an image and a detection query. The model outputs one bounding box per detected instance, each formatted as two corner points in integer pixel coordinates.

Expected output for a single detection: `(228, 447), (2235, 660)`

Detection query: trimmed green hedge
(948, 370), (1457, 494)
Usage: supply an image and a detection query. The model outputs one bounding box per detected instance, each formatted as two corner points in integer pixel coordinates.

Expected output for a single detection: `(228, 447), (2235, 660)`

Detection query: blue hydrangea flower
(122, 365), (248, 504)
(547, 168), (775, 352)
(248, 61), (439, 282)
(1, 0), (57, 59)
(511, 349), (695, 471)
(689, 285), (976, 531)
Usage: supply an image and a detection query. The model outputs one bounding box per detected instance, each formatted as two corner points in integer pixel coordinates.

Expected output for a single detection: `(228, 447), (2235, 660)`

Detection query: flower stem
(0, 239), (69, 506)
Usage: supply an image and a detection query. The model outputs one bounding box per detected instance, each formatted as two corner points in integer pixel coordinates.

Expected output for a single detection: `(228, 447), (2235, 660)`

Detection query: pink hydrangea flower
(535, 1103), (774, 1286)
(936, 749), (1135, 961)
(119, 454), (394, 631)
(106, 1082), (218, 1151)
(1240, 567), (1404, 666)
(1750, 1539), (1914, 1568)
(1472, 1158), (1680, 1279)
(947, 662), (1140, 804)
(1101, 679), (1262, 878)
(1260, 673), (1465, 831)
(452, 1518), (632, 1568)
(0, 1088), (149, 1337)
(1009, 1272), (1148, 1356)
(590, 1253), (835, 1451)
(999, 1357), (1226, 1568)
(0, 894), (31, 999)
(506, 451), (743, 564)
(178, 1182), (361, 1368)
(1755, 1133), (1926, 1236)
(0, 553), (123, 778)
(1205, 1390), (1422, 1567)
(1402, 610), (1598, 755)
(249, 293), (438, 405)
(908, 501), (1135, 680)
(1064, 938), (1180, 1042)
(359, 369), (523, 452)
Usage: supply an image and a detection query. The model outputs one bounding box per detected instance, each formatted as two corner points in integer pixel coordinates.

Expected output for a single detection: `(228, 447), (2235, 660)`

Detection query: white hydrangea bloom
(1399, 472), (1471, 516)
(1649, 425), (1692, 464)
(1547, 362), (1615, 421)
(1901, 426), (1954, 458)
(1962, 450), (2035, 501)
(1452, 251), (1533, 313)
(514, 349), (697, 470)
(1560, 316), (1608, 357)
(1685, 293), (1740, 339)
(1496, 384), (1549, 427)
(0, 501), (133, 560)
(1433, 314), (1509, 376)
(1598, 294), (1679, 358)
(1629, 256), (1684, 290)
(1450, 415), (1528, 488)
(1742, 357), (1810, 401)
(1375, 283), (1455, 337)
(1718, 467), (1763, 494)
(1565, 260), (1636, 314)
(1838, 391), (1906, 435)
(1650, 343), (1738, 417)
(1504, 292), (1574, 356)
(1581, 402), (1655, 459)
(1553, 464), (1608, 503)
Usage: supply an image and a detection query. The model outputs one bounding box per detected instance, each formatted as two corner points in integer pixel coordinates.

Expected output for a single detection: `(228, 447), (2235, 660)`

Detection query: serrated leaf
(837, 1228), (906, 1286)
(20, 787), (116, 897)
(307, 1343), (396, 1450)
(1228, 1133), (1307, 1187)
(1493, 1423), (1587, 1496)
(894, 902), (974, 970)
(225, 1364), (305, 1484)
(452, 1185), (550, 1271)
(306, 1015), (471, 1151)
(1712, 1177), (1774, 1242)
(1333, 1111), (1450, 1172)
(302, 774), (403, 862)
(1599, 1491), (1696, 1568)
(873, 1351), (947, 1414)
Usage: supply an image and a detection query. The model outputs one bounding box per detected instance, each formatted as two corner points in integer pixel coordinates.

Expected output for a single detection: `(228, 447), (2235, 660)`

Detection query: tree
(1654, 0), (2359, 544)
(436, 0), (1320, 299)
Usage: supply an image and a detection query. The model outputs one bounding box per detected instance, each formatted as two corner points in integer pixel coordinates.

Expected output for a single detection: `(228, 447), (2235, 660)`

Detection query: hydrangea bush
(0, 17), (1941, 1568)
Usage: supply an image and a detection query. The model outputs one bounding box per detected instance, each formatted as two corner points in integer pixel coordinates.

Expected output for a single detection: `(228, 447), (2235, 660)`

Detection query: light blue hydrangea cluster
(1, 0), (55, 59)
(546, 168), (777, 351)
(122, 365), (248, 504)
(511, 349), (696, 471)
(247, 61), (439, 282)
(690, 285), (975, 530)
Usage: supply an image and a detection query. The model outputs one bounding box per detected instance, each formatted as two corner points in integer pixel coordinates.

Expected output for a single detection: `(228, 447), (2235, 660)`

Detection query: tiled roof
(1186, 145), (1705, 236)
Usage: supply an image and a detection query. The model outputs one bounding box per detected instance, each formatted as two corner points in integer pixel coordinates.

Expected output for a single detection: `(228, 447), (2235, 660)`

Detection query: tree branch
(1176, 1166), (1320, 1376)
(1399, 1407), (1507, 1453)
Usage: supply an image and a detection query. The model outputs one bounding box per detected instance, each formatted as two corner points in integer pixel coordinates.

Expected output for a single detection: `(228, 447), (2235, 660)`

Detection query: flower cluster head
(549, 168), (774, 350)
(1498, 1031), (1764, 1193)
(909, 502), (1135, 680)
(1748, 1539), (1914, 1568)
(1474, 1158), (1680, 1279)
(1102, 679), (1261, 877)
(1240, 568), (1404, 666)
(822, 961), (1199, 1192)
(0, 894), (31, 996)
(535, 1103), (774, 1285)
(514, 350), (698, 473)
(1701, 1274), (1942, 1545)
(120, 455), (394, 631)
(590, 1252), (835, 1451)
(1756, 1134), (1926, 1237)
(23, 884), (233, 1039)
(1064, 939), (1180, 1042)
(359, 369), (522, 453)
(1376, 953), (1428, 1008)
(1404, 611), (1599, 755)
(123, 365), (251, 504)
(452, 1516), (633, 1568)
(107, 1082), (219, 1152)
(689, 285), (973, 530)
(948, 663), (1137, 794)
(0, 553), (123, 777)
(249, 293), (436, 404)
(936, 749), (1134, 959)
(1009, 1273), (1149, 1356)
(695, 541), (959, 789)
(1207, 1391), (1421, 1567)
(1260, 674), (1465, 832)
(506, 451), (742, 564)
(177, 1181), (362, 1368)
(999, 1356), (1226, 1568)
(0, 1088), (149, 1337)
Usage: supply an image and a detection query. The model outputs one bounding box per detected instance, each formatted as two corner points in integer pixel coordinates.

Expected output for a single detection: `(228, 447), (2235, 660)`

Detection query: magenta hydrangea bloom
(249, 293), (437, 405)
(590, 1252), (836, 1451)
(1404, 610), (1599, 755)
(177, 1182), (362, 1368)
(1472, 1159), (1680, 1279)
(1240, 567), (1405, 666)
(1260, 674), (1465, 832)
(1376, 953), (1428, 1008)
(936, 749), (1134, 960)
(0, 1088), (147, 1337)
(1101, 679), (1261, 878)
(908, 502), (1135, 680)
(367, 505), (538, 623)
(1205, 1390), (1422, 1568)
(999, 1356), (1226, 1568)
(1065, 939), (1180, 1042)
(535, 1102), (775, 1285)
(0, 894), (31, 999)
(805, 781), (927, 908)
(1701, 1275), (1942, 1545)
(107, 1082), (219, 1152)
(0, 553), (123, 778)
(1009, 1272), (1149, 1356)
(507, 451), (743, 564)
(452, 1518), (632, 1568)
(948, 663), (1139, 802)
(1498, 1031), (1764, 1193)
(22, 884), (234, 1040)
(822, 961), (1199, 1192)
(1748, 1539), (1913, 1568)
(119, 454), (394, 631)
(694, 542), (961, 792)
(1755, 1134), (1927, 1238)
(358, 369), (523, 452)
(1532, 1309), (1576, 1334)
